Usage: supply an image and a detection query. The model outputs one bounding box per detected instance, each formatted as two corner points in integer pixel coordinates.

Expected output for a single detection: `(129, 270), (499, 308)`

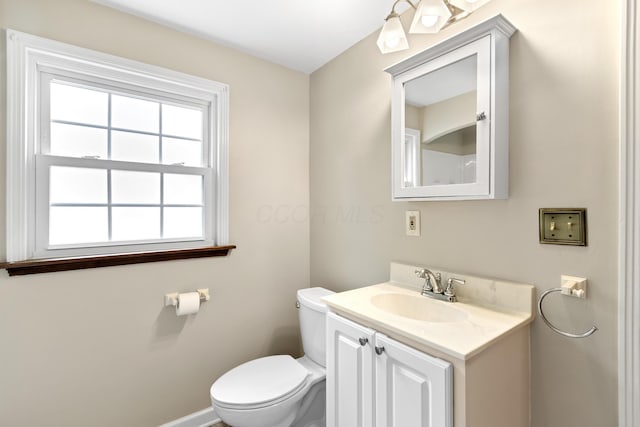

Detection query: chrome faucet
(415, 269), (465, 302)
(415, 268), (442, 294)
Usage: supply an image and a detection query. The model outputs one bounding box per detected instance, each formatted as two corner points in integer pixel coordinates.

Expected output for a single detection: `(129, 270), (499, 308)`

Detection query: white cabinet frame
(386, 15), (516, 201)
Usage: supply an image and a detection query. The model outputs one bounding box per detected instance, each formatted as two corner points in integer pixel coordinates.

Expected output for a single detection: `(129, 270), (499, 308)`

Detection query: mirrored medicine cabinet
(386, 15), (516, 201)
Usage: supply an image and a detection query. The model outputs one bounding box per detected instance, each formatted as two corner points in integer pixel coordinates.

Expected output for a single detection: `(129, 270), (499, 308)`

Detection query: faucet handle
(415, 269), (427, 279)
(444, 277), (466, 297)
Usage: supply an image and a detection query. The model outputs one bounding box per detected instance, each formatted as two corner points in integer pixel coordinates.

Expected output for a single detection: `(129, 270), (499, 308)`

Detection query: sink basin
(371, 293), (469, 323)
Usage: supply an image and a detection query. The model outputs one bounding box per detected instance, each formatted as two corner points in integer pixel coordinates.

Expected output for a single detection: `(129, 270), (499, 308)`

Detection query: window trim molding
(6, 29), (229, 262)
(0, 245), (236, 276)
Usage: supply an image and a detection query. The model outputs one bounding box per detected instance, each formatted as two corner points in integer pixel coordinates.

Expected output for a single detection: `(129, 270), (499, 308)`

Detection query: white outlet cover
(406, 210), (420, 237)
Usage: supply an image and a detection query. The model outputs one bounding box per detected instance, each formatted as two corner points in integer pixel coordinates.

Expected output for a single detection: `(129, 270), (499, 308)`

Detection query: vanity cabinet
(326, 312), (453, 427)
(323, 264), (533, 427)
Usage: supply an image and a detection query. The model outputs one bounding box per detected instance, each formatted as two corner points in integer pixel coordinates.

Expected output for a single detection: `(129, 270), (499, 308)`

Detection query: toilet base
(291, 381), (325, 427)
(215, 379), (326, 427)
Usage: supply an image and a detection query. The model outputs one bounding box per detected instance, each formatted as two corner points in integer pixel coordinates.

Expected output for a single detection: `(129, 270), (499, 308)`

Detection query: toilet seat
(211, 355), (310, 410)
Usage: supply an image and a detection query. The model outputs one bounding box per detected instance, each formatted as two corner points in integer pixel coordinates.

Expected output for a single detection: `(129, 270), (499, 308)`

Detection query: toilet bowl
(211, 355), (325, 427)
(210, 287), (334, 427)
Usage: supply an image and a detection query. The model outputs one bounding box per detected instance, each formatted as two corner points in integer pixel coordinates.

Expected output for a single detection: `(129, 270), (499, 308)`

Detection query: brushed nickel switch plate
(539, 208), (587, 246)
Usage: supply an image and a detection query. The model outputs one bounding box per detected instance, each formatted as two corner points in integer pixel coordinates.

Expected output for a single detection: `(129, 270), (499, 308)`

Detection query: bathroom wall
(0, 0), (309, 425)
(310, 0), (619, 426)
(421, 91), (476, 143)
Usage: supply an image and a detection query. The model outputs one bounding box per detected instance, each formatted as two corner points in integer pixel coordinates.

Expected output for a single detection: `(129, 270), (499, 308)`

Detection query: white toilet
(210, 287), (334, 427)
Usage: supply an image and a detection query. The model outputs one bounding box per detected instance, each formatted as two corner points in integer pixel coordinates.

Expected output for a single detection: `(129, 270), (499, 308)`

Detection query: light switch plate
(406, 210), (420, 236)
(539, 208), (587, 246)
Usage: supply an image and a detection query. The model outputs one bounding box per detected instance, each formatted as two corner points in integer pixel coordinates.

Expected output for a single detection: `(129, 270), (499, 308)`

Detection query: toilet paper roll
(176, 292), (200, 316)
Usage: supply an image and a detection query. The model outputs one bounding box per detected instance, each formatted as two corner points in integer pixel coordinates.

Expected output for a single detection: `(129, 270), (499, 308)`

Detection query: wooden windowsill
(0, 245), (236, 276)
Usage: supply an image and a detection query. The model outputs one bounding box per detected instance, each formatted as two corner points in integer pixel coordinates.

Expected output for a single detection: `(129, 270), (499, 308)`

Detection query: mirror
(403, 55), (478, 188)
(386, 15), (515, 200)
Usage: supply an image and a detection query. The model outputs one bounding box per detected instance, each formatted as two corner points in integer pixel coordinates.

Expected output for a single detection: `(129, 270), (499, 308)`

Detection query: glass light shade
(377, 16), (409, 54)
(420, 15), (439, 28)
(409, 0), (452, 34)
(448, 0), (491, 12)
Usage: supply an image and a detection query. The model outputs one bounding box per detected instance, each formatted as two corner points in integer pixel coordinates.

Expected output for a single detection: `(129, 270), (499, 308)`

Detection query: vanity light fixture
(377, 8), (410, 54)
(377, 0), (491, 54)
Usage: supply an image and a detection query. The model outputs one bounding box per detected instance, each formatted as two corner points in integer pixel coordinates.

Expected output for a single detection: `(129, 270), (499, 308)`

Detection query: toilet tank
(297, 287), (334, 367)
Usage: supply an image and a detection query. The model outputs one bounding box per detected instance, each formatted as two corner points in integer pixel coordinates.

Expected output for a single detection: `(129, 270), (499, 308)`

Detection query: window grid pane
(112, 207), (161, 241)
(49, 206), (109, 245)
(50, 122), (108, 158)
(49, 81), (205, 167)
(111, 94), (160, 133)
(111, 130), (160, 164)
(50, 82), (108, 126)
(163, 207), (203, 239)
(48, 164), (204, 247)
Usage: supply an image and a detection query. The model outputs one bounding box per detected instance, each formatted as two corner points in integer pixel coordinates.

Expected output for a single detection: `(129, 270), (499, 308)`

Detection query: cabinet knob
(359, 337), (369, 346)
(476, 111), (487, 121)
(375, 345), (385, 355)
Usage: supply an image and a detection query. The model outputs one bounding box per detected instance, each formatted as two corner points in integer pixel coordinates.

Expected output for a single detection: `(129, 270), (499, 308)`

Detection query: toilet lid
(211, 355), (309, 408)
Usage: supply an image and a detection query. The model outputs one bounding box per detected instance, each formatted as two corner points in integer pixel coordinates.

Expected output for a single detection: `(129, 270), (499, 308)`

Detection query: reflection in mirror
(404, 55), (477, 187)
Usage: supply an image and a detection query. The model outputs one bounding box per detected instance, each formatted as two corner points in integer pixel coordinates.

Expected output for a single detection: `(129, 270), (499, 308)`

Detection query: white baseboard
(158, 406), (221, 427)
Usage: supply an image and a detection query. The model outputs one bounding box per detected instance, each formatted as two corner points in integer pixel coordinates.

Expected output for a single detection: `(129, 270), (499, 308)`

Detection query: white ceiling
(93, 0), (404, 74)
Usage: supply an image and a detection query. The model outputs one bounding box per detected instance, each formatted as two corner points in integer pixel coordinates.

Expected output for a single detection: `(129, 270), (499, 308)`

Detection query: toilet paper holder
(164, 289), (210, 307)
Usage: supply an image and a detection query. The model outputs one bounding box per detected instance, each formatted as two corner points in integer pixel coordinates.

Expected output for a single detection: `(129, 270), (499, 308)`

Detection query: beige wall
(310, 1), (619, 427)
(422, 91), (476, 143)
(0, 0), (309, 426)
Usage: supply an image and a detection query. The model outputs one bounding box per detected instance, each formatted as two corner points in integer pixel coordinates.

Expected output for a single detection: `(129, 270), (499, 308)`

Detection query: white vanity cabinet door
(375, 333), (453, 427)
(326, 312), (376, 427)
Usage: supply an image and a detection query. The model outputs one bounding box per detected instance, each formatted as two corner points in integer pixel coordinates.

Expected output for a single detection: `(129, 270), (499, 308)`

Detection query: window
(6, 30), (229, 264)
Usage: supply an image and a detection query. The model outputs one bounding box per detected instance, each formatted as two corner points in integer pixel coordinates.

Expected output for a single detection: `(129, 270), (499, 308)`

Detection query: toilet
(210, 287), (334, 427)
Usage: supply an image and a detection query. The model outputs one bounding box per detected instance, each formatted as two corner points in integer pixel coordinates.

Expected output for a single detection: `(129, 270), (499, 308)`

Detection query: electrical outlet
(406, 210), (420, 236)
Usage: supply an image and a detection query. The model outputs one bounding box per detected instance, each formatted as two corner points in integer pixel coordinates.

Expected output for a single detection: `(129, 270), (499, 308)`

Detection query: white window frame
(6, 30), (229, 262)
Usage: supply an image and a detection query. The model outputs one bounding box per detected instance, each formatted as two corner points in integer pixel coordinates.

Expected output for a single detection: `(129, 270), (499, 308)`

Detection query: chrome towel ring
(537, 288), (598, 339)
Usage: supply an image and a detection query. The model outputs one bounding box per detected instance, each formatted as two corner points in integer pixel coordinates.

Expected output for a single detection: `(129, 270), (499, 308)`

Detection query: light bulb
(377, 15), (409, 53)
(420, 15), (439, 28)
(385, 38), (401, 49)
(409, 0), (452, 34)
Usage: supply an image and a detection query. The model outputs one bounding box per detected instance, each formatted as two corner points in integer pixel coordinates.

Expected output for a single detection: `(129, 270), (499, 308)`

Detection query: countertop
(322, 269), (535, 361)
